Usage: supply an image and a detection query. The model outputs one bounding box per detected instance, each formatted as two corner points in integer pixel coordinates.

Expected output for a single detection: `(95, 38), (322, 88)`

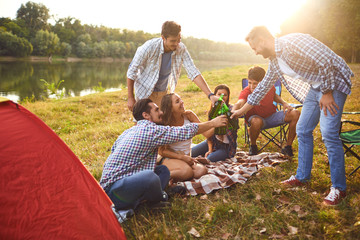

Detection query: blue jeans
(191, 140), (229, 162)
(248, 110), (286, 129)
(296, 88), (347, 191)
(106, 165), (170, 210)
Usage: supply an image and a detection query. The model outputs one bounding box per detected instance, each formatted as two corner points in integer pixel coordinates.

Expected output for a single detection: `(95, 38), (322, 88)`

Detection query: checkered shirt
(127, 37), (201, 100)
(100, 120), (199, 192)
(247, 33), (354, 105)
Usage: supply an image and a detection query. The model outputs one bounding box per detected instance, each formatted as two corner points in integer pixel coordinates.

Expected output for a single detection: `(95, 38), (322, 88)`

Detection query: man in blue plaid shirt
(100, 99), (227, 210)
(231, 26), (354, 206)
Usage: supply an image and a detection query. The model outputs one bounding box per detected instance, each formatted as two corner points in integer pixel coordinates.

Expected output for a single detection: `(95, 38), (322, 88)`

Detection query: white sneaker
(323, 187), (346, 206)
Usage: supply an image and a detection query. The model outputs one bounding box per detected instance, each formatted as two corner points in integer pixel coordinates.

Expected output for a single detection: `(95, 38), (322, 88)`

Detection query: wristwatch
(208, 92), (215, 99)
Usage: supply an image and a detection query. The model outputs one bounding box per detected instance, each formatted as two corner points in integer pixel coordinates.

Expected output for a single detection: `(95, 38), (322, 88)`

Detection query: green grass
(22, 64), (360, 239)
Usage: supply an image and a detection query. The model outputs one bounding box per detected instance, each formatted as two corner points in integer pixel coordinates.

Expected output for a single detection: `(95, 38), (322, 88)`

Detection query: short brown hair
(248, 66), (266, 82)
(245, 26), (273, 43)
(132, 99), (153, 121)
(161, 21), (181, 38)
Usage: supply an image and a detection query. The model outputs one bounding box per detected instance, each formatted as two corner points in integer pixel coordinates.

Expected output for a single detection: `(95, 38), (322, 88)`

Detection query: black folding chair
(241, 78), (301, 153)
(339, 112), (360, 176)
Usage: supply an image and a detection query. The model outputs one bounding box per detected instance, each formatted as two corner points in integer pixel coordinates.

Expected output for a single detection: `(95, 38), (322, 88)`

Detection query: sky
(0, 0), (307, 43)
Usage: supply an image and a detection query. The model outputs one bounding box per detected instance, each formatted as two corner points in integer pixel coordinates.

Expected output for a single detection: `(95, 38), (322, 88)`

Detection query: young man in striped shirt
(127, 21), (217, 112)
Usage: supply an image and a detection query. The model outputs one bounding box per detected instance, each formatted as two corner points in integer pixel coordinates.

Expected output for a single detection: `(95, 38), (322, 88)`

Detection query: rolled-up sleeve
(181, 46), (201, 80)
(247, 65), (278, 105)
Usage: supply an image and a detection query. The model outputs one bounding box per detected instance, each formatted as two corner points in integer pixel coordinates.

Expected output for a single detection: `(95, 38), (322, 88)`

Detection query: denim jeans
(191, 140), (229, 162)
(106, 165), (170, 210)
(296, 88), (347, 191)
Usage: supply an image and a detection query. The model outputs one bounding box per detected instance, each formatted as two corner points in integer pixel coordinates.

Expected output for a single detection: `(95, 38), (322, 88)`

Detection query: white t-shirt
(277, 57), (321, 89)
(168, 116), (192, 155)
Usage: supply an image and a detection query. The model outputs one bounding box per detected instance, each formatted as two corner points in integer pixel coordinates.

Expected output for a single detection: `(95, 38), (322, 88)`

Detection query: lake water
(0, 59), (244, 102)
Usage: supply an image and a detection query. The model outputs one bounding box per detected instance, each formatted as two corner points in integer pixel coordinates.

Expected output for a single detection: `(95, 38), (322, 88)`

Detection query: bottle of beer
(221, 103), (239, 131)
(208, 94), (224, 119)
(213, 100), (240, 135)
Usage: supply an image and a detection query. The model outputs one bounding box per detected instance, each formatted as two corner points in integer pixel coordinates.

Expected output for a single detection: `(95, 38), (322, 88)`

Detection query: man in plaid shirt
(231, 26), (354, 206)
(100, 99), (227, 210)
(127, 21), (218, 112)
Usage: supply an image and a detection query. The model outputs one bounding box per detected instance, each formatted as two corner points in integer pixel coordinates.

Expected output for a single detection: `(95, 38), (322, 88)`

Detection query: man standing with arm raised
(231, 26), (353, 206)
(127, 21), (217, 111)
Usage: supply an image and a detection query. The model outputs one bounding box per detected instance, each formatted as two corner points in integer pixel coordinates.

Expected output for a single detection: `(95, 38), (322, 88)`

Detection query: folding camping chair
(339, 112), (360, 176)
(241, 78), (301, 153)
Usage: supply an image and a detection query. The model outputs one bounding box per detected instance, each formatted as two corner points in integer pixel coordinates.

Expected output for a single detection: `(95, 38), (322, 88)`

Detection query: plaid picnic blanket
(176, 151), (288, 196)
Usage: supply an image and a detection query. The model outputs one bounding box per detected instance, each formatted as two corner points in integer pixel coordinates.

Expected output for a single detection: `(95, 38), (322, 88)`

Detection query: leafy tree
(108, 41), (126, 58)
(16, 1), (50, 38)
(75, 41), (94, 58)
(77, 33), (92, 44)
(52, 17), (84, 46)
(124, 41), (136, 58)
(280, 0), (360, 62)
(93, 41), (108, 58)
(31, 30), (60, 56)
(0, 17), (29, 39)
(0, 29), (33, 56)
(60, 42), (72, 57)
(323, 0), (360, 62)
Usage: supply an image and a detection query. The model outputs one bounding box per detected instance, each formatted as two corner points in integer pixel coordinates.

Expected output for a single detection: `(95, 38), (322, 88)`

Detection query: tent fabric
(0, 100), (126, 239)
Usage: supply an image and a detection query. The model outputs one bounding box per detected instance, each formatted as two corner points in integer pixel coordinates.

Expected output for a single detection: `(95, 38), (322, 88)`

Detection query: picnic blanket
(177, 151), (288, 196)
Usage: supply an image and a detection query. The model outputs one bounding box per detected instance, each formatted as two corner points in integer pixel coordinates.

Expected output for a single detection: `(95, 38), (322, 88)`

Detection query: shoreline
(0, 56), (132, 63)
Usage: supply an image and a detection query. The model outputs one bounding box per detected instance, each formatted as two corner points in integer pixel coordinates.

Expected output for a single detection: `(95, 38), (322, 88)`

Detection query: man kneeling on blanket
(100, 99), (228, 210)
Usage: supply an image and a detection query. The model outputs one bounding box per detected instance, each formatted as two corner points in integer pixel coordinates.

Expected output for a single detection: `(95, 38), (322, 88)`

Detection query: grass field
(22, 64), (360, 239)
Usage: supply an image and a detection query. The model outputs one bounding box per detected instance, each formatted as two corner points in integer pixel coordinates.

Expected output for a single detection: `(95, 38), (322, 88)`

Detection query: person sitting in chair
(233, 66), (300, 156)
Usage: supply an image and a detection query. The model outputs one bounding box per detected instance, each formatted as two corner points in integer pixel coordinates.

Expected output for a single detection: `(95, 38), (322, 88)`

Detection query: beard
(260, 48), (273, 59)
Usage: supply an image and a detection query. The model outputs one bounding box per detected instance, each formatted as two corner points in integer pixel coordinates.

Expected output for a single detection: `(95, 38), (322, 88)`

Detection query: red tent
(0, 99), (126, 239)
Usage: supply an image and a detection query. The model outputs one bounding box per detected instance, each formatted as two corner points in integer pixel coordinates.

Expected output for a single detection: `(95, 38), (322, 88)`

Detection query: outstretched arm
(273, 94), (293, 112)
(185, 110), (214, 138)
(232, 99), (246, 111)
(197, 115), (227, 134)
(127, 78), (136, 111)
(193, 75), (219, 106)
(231, 102), (253, 119)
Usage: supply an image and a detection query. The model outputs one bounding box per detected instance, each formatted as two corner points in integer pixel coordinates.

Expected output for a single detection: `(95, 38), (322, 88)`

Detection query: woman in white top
(158, 93), (210, 182)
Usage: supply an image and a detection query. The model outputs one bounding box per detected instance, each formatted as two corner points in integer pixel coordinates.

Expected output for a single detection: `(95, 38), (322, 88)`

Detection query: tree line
(280, 0), (360, 63)
(0, 1), (262, 63)
(0, 1), (359, 63)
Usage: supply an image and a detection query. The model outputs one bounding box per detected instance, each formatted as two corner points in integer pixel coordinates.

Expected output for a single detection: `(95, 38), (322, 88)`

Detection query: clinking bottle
(208, 94), (239, 135)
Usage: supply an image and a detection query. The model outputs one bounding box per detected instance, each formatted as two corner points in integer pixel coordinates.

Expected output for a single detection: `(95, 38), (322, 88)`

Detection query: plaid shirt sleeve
(99, 121), (199, 191)
(180, 44), (201, 80)
(151, 122), (199, 146)
(127, 41), (151, 82)
(127, 38), (162, 99)
(284, 34), (339, 94)
(276, 34), (353, 95)
(247, 65), (279, 106)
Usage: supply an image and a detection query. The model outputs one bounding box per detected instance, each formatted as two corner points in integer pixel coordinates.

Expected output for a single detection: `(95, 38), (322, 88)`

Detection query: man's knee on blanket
(192, 163), (208, 179)
(162, 159), (194, 181)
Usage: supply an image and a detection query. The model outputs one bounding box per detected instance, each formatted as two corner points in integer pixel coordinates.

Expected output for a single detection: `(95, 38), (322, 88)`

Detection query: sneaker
(249, 145), (258, 156)
(160, 191), (168, 201)
(281, 145), (294, 157)
(280, 175), (305, 187)
(167, 185), (187, 197)
(323, 187), (346, 206)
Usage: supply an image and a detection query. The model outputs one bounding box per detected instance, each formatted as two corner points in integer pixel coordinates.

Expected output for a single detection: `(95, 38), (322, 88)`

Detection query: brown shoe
(323, 187), (346, 206)
(280, 175), (305, 187)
